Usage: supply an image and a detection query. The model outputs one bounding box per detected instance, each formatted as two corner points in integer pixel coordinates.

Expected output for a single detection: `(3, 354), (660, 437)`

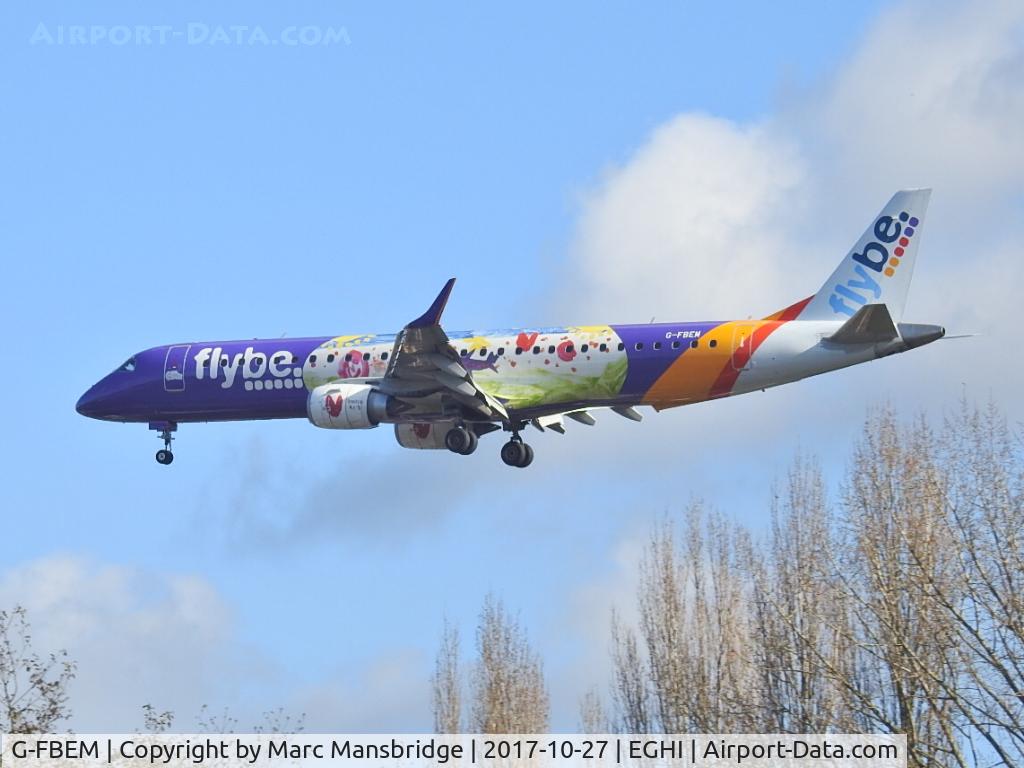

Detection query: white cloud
(0, 557), (430, 733)
(0, 557), (238, 731)
(566, 115), (806, 322)
(813, 0), (1024, 201)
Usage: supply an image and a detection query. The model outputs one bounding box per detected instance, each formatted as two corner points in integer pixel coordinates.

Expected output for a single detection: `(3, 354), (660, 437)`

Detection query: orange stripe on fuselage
(642, 319), (789, 409)
(708, 320), (783, 398)
(642, 322), (735, 409)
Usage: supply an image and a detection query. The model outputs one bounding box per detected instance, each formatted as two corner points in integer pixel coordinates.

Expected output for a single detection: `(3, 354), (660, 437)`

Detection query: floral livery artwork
(464, 325), (628, 410)
(301, 327), (630, 413)
(303, 334), (391, 390)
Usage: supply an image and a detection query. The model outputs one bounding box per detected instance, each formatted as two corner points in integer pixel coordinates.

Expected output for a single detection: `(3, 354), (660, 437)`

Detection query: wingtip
(408, 278), (457, 328)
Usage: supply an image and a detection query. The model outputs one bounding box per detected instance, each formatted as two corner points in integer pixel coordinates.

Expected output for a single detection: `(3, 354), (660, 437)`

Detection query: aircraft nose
(76, 381), (118, 419)
(76, 386), (101, 418)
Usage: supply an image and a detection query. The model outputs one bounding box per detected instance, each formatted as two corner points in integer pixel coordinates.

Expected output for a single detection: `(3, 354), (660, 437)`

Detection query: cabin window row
(307, 351), (390, 365)
(457, 339), (717, 357)
(301, 338), (720, 367)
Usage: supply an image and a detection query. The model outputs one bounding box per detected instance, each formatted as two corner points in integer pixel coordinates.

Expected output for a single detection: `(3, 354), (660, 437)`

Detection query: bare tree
(834, 410), (967, 766)
(613, 507), (757, 733)
(931, 401), (1024, 764)
(431, 596), (549, 733)
(604, 400), (1022, 767)
(471, 595), (549, 733)
(0, 606), (75, 733)
(141, 703), (175, 733)
(744, 456), (856, 733)
(432, 619), (462, 733)
(578, 687), (607, 733)
(610, 610), (649, 732)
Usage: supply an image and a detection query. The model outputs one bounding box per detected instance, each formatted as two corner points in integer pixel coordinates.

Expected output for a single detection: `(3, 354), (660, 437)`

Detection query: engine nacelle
(307, 383), (393, 429)
(394, 422), (452, 449)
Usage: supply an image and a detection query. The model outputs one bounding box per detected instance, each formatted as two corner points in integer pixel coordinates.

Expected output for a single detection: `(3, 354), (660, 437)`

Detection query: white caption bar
(0, 734), (906, 768)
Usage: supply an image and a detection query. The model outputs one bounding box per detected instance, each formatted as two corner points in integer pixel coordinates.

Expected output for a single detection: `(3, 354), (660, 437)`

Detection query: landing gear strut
(444, 425), (479, 455)
(150, 421), (177, 465)
(500, 428), (534, 468)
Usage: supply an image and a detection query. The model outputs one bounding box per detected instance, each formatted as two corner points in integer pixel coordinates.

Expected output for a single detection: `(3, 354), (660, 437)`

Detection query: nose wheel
(500, 437), (534, 468)
(150, 421), (177, 466)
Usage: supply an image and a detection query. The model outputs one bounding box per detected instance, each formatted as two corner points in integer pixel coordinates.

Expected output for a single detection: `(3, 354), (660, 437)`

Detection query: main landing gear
(151, 421), (177, 465)
(444, 425), (479, 455)
(444, 423), (534, 467)
(500, 437), (533, 468)
(500, 430), (534, 469)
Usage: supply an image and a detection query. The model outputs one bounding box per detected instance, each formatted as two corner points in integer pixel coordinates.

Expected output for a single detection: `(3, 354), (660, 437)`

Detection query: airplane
(77, 189), (946, 468)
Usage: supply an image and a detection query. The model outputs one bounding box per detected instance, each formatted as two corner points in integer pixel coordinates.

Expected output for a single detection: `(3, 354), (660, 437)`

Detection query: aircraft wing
(379, 279), (509, 421)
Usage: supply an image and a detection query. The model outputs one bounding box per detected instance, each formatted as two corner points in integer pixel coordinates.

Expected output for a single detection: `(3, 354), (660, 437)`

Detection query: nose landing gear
(150, 421), (177, 466)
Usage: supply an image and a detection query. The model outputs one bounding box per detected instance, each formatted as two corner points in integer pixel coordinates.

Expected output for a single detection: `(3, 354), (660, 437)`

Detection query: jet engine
(394, 422), (451, 449)
(307, 383), (396, 429)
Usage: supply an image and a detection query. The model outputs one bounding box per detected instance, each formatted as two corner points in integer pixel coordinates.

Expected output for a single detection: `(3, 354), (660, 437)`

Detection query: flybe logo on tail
(829, 211), (919, 317)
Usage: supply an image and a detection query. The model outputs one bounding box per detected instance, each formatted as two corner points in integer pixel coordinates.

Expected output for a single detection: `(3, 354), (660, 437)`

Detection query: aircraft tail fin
(765, 189), (932, 323)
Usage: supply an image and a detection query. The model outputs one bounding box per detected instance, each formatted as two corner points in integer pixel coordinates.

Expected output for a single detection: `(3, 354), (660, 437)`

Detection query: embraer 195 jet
(78, 189), (946, 467)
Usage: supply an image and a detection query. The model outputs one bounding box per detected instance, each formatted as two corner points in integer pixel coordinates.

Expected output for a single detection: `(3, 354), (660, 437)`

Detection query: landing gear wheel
(445, 426), (477, 455)
(500, 439), (533, 468)
(518, 443), (534, 468)
(151, 422), (177, 465)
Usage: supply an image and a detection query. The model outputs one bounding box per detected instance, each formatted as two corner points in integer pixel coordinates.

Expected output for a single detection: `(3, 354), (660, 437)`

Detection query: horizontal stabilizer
(827, 304), (898, 344)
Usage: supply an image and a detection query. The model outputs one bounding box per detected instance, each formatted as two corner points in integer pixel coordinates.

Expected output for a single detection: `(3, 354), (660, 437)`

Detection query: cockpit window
(118, 357), (137, 372)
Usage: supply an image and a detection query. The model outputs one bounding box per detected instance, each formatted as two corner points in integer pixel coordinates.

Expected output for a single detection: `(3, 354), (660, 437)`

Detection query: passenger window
(533, 346), (541, 354)
(599, 343), (608, 352)
(344, 353), (351, 362)
(709, 340), (718, 348)
(497, 347), (505, 356)
(566, 344), (574, 354)
(460, 349), (468, 357)
(653, 342), (662, 350)
(635, 342), (644, 351)
(671, 341), (680, 349)
(617, 343), (625, 351)
(690, 340), (698, 349)
(479, 348), (488, 357)
(381, 352), (389, 360)
(581, 344), (589, 353)
(515, 347), (523, 355)
(327, 354), (336, 363)
(548, 345), (555, 354)
(309, 354), (317, 364)
(362, 352), (370, 361)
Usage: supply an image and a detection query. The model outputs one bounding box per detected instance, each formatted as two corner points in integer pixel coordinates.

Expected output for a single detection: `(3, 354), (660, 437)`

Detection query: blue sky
(2, 0), (1022, 732)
